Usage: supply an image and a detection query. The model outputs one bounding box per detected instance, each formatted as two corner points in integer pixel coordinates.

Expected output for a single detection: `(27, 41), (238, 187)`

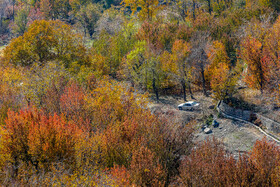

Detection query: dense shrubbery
(0, 71), (194, 185)
(179, 138), (280, 186)
(1, 0), (280, 185)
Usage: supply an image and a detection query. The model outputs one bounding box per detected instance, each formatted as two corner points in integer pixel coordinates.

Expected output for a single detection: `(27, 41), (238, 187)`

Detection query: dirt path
(148, 94), (279, 156)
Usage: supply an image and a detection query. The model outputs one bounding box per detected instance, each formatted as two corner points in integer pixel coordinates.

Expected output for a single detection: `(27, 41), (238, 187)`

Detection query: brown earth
(148, 93), (279, 157)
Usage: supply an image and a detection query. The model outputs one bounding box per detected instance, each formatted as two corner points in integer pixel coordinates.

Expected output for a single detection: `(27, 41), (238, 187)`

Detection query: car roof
(185, 101), (196, 104)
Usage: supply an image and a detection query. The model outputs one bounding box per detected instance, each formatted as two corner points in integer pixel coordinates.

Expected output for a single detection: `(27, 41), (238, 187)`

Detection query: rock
(201, 125), (207, 131)
(204, 128), (212, 134)
(212, 120), (219, 128)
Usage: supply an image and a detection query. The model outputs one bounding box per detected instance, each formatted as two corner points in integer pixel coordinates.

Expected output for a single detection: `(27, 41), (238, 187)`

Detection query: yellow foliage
(122, 0), (163, 21)
(0, 127), (11, 171)
(210, 62), (237, 100)
(3, 20), (89, 67)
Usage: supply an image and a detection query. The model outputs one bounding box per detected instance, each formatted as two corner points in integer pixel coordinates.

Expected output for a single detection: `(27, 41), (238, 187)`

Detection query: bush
(0, 107), (85, 176)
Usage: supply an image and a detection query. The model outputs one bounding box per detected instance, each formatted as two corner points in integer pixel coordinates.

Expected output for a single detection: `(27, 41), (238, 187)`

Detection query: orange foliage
(248, 139), (280, 186)
(179, 138), (236, 186)
(108, 165), (131, 186)
(179, 138), (280, 186)
(210, 62), (236, 100)
(60, 81), (85, 120)
(137, 21), (192, 52)
(130, 146), (166, 187)
(241, 37), (268, 92)
(1, 107), (85, 174)
(206, 40), (230, 78)
(42, 76), (67, 114)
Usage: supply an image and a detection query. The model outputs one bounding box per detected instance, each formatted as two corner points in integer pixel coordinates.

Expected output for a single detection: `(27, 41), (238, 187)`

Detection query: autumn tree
(137, 21), (176, 52)
(84, 79), (194, 185)
(130, 146), (166, 186)
(179, 138), (236, 186)
(12, 7), (29, 36)
(122, 43), (164, 100)
(241, 37), (267, 93)
(4, 20), (89, 67)
(42, 76), (68, 114)
(93, 20), (137, 77)
(248, 138), (280, 186)
(122, 0), (162, 21)
(122, 41), (147, 88)
(179, 138), (280, 186)
(162, 39), (192, 101)
(147, 52), (164, 101)
(209, 62), (237, 100)
(206, 41), (237, 100)
(0, 107), (85, 176)
(40, 0), (52, 19)
(190, 31), (209, 96)
(22, 62), (69, 107)
(0, 64), (24, 124)
(261, 16), (280, 103)
(59, 81), (89, 126)
(240, 17), (271, 93)
(76, 3), (103, 38)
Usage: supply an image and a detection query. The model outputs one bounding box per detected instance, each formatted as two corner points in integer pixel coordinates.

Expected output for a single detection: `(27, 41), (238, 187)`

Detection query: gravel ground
(148, 94), (279, 156)
(194, 118), (267, 157)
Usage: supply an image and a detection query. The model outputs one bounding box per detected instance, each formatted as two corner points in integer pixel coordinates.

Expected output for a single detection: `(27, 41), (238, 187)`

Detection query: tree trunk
(207, 0), (211, 15)
(259, 46), (264, 94)
(192, 0), (196, 20)
(260, 72), (264, 94)
(84, 26), (87, 40)
(188, 80), (194, 99)
(12, 1), (14, 20)
(201, 68), (208, 97)
(181, 79), (187, 101)
(153, 77), (159, 101)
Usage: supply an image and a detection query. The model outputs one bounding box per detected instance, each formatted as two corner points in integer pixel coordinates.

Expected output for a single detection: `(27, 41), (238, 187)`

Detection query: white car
(178, 101), (199, 111)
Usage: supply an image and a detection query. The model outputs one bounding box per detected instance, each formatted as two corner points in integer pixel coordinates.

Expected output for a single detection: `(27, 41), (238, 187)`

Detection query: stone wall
(218, 101), (280, 135)
(218, 101), (252, 121)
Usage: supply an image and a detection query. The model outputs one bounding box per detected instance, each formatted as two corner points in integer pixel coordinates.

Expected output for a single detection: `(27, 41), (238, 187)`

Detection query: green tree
(12, 7), (29, 36)
(122, 41), (147, 88)
(93, 20), (137, 76)
(122, 42), (164, 100)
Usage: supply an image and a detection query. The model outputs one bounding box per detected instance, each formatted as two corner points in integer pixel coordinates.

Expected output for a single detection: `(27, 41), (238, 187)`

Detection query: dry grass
(238, 88), (262, 106)
(236, 88), (280, 122)
(0, 46), (5, 58)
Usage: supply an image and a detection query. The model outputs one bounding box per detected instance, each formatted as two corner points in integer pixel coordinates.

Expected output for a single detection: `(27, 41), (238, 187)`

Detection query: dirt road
(148, 94), (277, 156)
